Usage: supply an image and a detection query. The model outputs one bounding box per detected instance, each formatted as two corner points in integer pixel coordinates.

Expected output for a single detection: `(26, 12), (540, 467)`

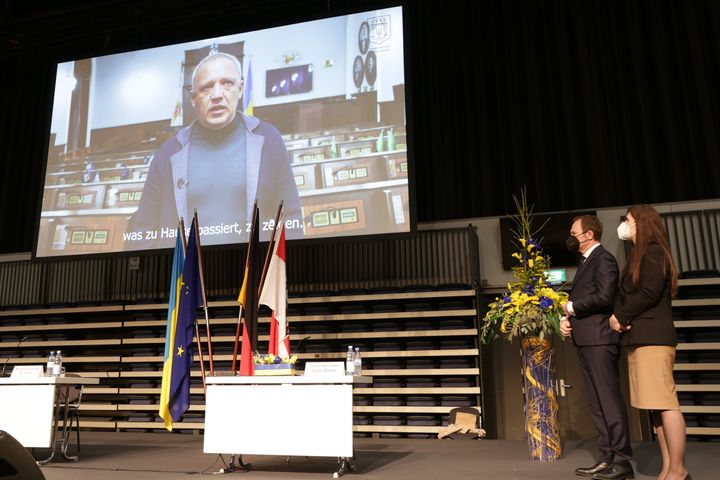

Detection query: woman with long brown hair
(607, 204), (690, 480)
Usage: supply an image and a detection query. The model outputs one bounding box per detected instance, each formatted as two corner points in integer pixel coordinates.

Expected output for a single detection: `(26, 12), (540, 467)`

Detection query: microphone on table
(1, 336), (29, 377)
(293, 336), (311, 369)
(294, 336), (311, 352)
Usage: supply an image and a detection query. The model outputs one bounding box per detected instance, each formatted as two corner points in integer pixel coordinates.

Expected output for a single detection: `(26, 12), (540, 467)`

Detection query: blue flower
(539, 296), (553, 310)
(523, 285), (535, 295)
(273, 356), (282, 364)
(527, 237), (541, 250)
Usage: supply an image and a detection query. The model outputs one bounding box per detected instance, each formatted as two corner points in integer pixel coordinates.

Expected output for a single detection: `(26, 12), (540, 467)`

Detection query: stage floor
(35, 432), (716, 480)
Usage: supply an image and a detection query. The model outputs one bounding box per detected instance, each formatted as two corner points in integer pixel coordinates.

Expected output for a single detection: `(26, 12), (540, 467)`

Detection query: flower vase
(520, 336), (561, 461)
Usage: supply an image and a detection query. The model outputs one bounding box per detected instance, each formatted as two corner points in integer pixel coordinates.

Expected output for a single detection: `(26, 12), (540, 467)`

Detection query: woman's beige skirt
(626, 345), (680, 410)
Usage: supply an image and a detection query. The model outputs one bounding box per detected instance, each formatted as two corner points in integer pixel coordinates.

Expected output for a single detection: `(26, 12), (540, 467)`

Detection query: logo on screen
(368, 16), (391, 45)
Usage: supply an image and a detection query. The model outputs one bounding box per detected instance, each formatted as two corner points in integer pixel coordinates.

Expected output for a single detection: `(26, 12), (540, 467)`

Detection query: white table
(0, 376), (99, 463)
(203, 375), (371, 477)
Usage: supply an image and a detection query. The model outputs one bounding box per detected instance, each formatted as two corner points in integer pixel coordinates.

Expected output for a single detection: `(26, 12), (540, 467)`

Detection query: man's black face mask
(565, 235), (580, 253)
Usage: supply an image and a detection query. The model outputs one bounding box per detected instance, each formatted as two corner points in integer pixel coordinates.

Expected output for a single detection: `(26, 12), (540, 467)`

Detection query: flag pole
(231, 308), (243, 373)
(193, 210), (215, 378)
(180, 218), (207, 394)
(257, 201), (284, 299)
(232, 200), (259, 372)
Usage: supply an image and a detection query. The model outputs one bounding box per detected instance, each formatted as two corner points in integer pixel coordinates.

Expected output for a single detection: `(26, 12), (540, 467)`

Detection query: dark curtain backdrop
(408, 0), (720, 221)
(1, 0), (720, 254)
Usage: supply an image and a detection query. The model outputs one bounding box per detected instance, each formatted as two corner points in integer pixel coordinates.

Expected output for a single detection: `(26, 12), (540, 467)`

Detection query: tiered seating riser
(0, 289), (481, 437)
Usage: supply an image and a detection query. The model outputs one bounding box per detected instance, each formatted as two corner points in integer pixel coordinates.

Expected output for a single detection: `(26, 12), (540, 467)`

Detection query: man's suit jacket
(569, 244), (620, 346)
(126, 113), (302, 250)
(614, 244), (677, 347)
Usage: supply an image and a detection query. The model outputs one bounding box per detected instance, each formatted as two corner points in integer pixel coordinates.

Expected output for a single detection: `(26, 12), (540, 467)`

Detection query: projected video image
(36, 6), (409, 257)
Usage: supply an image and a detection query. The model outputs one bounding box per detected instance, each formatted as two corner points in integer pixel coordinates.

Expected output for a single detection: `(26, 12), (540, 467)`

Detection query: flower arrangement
(253, 353), (298, 365)
(480, 190), (569, 343)
(252, 353), (298, 376)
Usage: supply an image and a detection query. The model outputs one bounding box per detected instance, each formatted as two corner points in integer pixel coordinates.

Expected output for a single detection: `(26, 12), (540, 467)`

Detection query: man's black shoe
(591, 463), (634, 480)
(575, 462), (610, 477)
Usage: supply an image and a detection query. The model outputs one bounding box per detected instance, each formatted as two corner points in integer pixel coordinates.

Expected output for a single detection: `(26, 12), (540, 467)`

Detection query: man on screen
(125, 52), (302, 249)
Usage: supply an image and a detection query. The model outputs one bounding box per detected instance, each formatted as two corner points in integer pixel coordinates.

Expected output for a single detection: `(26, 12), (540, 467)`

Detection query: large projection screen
(36, 6), (410, 257)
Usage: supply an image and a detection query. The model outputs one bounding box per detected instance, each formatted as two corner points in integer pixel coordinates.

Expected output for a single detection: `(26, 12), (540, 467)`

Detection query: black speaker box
(0, 430), (46, 480)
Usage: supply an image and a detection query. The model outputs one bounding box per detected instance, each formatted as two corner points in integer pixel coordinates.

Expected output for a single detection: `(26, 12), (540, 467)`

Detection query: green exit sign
(544, 269), (567, 285)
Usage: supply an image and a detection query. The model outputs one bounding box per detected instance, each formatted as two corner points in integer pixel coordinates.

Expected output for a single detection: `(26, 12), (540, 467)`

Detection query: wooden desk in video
(38, 151), (151, 256)
(289, 125), (409, 237)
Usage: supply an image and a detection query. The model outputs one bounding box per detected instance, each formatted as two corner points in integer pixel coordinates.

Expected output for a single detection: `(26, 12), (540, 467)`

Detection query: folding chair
(56, 383), (83, 457)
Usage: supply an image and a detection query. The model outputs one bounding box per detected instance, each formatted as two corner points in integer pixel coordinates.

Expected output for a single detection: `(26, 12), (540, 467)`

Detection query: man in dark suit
(560, 215), (633, 480)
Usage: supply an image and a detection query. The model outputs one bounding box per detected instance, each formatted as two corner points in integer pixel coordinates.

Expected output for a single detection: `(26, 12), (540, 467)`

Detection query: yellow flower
(480, 190), (572, 343)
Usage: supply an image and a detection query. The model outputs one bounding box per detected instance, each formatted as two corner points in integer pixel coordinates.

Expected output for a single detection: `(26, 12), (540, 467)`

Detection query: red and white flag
(259, 224), (290, 358)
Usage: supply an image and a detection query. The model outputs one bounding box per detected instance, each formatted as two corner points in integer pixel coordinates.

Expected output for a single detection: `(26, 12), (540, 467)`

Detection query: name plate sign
(11, 365), (45, 378)
(304, 362), (345, 376)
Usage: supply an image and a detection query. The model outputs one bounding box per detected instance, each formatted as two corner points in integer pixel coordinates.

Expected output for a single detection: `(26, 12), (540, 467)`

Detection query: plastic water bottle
(386, 128), (396, 151)
(329, 136), (338, 158)
(46, 351), (56, 377)
(345, 346), (355, 375)
(53, 350), (63, 377)
(353, 347), (362, 376)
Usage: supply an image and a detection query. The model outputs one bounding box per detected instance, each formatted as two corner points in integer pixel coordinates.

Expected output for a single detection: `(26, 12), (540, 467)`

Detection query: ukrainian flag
(168, 219), (203, 426)
(168, 220), (203, 428)
(242, 60), (253, 116)
(159, 226), (184, 430)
